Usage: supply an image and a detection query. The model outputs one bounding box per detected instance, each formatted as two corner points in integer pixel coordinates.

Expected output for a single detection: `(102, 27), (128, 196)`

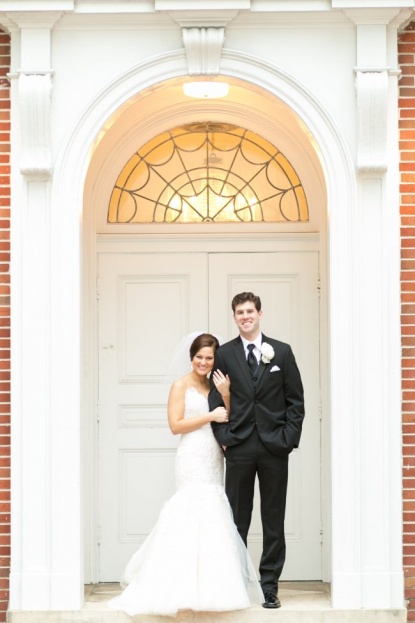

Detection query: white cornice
(0, 12), (19, 32)
(155, 0), (249, 8)
(56, 12), (176, 29)
(228, 10), (354, 27)
(0, 0), (411, 10)
(0, 1), (73, 9)
(0, 0), (410, 32)
(5, 11), (64, 28)
(332, 0), (412, 7)
(393, 8), (414, 30)
(167, 10), (239, 28)
(343, 7), (408, 24)
(0, 0), (411, 18)
(55, 11), (354, 30)
(251, 0), (332, 8)
(75, 0), (154, 12)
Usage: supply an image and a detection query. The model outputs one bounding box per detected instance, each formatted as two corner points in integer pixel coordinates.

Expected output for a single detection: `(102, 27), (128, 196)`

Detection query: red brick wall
(0, 30), (10, 623)
(400, 20), (415, 620)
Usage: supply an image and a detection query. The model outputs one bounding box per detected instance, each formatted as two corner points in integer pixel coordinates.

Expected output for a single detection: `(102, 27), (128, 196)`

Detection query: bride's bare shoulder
(170, 374), (191, 395)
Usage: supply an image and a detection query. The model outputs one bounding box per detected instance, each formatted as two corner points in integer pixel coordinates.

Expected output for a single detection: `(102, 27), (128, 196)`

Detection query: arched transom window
(108, 122), (309, 224)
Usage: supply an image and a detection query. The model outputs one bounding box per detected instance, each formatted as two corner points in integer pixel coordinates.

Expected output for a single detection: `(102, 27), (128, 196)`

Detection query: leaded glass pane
(108, 122), (309, 223)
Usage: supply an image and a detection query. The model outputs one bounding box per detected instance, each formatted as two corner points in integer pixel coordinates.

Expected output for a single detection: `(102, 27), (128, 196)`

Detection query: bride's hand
(210, 406), (229, 423)
(212, 370), (230, 397)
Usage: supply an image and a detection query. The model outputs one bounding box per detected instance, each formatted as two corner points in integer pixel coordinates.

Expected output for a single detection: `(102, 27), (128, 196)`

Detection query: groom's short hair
(231, 292), (262, 313)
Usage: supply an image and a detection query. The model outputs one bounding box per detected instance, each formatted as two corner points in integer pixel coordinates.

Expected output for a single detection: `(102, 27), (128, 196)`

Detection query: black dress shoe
(262, 592), (281, 609)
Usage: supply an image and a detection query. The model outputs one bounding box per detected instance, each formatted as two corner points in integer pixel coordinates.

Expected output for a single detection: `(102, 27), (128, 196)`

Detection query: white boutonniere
(261, 342), (275, 364)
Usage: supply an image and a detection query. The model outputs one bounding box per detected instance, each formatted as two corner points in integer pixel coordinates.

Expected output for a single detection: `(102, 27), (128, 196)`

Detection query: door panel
(209, 253), (321, 579)
(98, 250), (320, 581)
(98, 253), (209, 580)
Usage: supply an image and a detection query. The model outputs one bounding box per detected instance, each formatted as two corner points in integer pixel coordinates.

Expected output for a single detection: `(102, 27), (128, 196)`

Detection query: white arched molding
(356, 70), (388, 172)
(18, 72), (52, 178)
(11, 47), (402, 613)
(182, 27), (225, 75)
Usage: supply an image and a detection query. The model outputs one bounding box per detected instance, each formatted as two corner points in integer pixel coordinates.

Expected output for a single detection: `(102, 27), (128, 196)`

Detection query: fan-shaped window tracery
(108, 122), (309, 224)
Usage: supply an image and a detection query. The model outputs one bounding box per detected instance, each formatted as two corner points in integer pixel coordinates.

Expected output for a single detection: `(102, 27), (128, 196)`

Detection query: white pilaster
(9, 9), (83, 611)
(330, 10), (404, 608)
(10, 181), (52, 609)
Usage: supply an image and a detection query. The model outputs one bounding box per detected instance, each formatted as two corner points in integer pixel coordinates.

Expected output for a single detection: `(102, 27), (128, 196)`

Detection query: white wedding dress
(108, 387), (263, 616)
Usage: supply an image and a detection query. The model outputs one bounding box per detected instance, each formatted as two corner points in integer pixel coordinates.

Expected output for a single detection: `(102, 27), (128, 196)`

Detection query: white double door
(98, 250), (321, 582)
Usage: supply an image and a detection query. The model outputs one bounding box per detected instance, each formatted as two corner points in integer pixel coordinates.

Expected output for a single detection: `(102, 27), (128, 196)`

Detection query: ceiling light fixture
(183, 82), (229, 99)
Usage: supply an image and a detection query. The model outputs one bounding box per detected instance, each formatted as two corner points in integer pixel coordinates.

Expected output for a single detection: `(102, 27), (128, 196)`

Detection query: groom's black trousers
(224, 428), (288, 595)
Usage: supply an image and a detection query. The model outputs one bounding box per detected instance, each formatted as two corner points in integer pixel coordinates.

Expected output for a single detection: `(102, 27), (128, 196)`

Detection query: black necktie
(247, 343), (258, 374)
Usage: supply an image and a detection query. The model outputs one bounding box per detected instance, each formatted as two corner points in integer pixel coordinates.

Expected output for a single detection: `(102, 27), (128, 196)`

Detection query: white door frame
(10, 48), (403, 611)
(93, 235), (324, 583)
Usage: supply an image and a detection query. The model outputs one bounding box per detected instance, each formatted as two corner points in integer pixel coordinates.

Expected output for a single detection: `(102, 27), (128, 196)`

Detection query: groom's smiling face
(233, 301), (262, 340)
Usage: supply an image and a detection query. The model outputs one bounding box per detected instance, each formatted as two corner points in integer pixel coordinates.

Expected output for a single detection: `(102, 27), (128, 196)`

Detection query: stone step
(7, 583), (407, 623)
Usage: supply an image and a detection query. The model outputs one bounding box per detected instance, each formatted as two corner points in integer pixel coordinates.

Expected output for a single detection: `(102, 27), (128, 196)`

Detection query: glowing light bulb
(183, 82), (229, 99)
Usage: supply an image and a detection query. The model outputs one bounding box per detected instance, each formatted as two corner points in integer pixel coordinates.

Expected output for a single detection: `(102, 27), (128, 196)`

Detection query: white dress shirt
(241, 334), (262, 364)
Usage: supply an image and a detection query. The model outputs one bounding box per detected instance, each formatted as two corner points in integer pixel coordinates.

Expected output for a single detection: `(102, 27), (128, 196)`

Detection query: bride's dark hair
(189, 333), (219, 360)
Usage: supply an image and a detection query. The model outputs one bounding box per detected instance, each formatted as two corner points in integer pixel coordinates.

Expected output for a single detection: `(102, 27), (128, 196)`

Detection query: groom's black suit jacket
(209, 334), (305, 456)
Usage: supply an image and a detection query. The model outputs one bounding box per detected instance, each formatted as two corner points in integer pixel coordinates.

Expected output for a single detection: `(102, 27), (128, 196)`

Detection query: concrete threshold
(7, 582), (407, 623)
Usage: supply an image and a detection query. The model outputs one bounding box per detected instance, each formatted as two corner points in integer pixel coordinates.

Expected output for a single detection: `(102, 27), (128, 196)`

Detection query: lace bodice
(175, 387), (224, 489)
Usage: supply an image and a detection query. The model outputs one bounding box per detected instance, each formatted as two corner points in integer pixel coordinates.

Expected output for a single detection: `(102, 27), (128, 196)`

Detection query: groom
(208, 292), (305, 609)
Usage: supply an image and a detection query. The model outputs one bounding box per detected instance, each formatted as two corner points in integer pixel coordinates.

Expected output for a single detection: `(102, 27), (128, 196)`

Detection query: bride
(108, 332), (263, 616)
